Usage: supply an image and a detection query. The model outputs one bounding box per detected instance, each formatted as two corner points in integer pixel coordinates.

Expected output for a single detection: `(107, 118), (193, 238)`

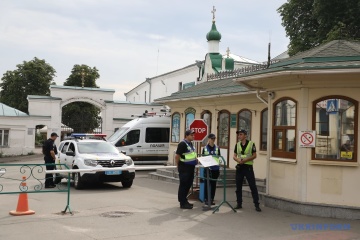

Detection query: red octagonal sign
(190, 119), (208, 142)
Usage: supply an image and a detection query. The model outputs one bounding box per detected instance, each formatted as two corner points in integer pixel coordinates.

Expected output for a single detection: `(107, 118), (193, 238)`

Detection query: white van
(107, 116), (170, 164)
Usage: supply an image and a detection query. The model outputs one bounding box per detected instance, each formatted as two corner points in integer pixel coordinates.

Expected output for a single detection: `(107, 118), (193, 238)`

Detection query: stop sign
(190, 119), (208, 142)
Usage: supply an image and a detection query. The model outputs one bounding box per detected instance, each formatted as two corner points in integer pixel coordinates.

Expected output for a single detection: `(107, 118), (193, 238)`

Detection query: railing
(206, 60), (279, 81)
(0, 163), (72, 214)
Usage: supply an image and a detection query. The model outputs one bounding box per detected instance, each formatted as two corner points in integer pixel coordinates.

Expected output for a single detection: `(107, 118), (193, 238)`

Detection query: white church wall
(28, 98), (54, 116)
(125, 64), (199, 103)
(0, 116), (51, 156)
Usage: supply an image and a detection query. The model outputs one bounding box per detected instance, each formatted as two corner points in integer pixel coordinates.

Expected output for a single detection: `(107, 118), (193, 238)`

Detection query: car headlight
(125, 158), (133, 166)
(84, 159), (98, 167)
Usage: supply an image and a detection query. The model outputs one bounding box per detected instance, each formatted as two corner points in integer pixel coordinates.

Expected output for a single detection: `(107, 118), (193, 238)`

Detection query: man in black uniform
(175, 129), (197, 209)
(43, 132), (58, 188)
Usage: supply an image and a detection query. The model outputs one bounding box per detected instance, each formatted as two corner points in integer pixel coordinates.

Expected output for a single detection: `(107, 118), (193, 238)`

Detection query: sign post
(189, 119), (208, 200)
(190, 119), (208, 142)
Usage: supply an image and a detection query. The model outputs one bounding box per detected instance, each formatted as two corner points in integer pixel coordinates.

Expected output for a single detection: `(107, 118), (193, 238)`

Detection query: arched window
(273, 98), (297, 158)
(201, 110), (212, 145)
(238, 109), (252, 139)
(185, 107), (196, 131)
(218, 110), (230, 148)
(171, 112), (180, 142)
(260, 108), (268, 151)
(312, 96), (357, 162)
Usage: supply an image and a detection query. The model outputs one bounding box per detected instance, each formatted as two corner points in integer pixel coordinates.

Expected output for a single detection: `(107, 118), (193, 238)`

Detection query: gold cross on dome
(211, 6), (216, 22)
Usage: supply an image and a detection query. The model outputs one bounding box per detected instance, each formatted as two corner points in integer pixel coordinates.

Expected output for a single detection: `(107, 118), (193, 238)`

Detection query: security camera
(268, 92), (275, 99)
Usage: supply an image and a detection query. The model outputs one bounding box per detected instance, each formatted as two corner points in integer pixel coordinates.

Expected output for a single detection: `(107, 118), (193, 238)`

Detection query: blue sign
(326, 99), (338, 114)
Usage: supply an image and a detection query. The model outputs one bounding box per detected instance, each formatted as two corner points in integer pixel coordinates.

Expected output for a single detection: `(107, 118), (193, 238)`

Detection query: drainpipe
(146, 78), (151, 103)
(255, 89), (270, 197)
(256, 89), (268, 105)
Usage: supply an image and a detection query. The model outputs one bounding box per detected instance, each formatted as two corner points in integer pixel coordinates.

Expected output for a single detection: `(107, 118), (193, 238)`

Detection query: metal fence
(0, 163), (72, 214)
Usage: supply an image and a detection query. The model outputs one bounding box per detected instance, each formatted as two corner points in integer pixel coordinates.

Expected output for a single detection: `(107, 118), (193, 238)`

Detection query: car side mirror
(66, 151), (75, 156)
(120, 150), (126, 155)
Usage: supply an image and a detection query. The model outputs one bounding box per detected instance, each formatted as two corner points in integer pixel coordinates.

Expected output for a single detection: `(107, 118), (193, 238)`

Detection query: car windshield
(107, 127), (129, 142)
(77, 142), (119, 154)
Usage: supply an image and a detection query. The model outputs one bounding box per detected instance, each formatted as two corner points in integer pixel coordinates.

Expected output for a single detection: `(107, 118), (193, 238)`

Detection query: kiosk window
(313, 96), (357, 162)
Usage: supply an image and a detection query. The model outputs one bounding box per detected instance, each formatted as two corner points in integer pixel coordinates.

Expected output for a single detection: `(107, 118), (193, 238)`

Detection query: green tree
(278, 0), (360, 56)
(0, 57), (56, 113)
(62, 64), (101, 133)
(64, 64), (99, 88)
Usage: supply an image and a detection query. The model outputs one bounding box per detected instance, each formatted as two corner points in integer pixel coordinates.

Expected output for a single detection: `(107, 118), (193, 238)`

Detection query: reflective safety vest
(203, 144), (220, 170)
(180, 140), (197, 165)
(237, 141), (254, 165)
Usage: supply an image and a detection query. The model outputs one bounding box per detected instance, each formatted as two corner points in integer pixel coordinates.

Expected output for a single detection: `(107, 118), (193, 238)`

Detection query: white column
(297, 87), (309, 201)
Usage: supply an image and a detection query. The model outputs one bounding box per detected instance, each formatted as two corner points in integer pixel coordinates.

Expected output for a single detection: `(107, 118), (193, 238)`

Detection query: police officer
(233, 129), (261, 212)
(202, 133), (221, 205)
(175, 129), (197, 209)
(43, 132), (58, 188)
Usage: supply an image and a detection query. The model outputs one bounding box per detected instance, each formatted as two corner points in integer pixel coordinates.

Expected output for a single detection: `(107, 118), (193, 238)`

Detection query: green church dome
(206, 22), (221, 41)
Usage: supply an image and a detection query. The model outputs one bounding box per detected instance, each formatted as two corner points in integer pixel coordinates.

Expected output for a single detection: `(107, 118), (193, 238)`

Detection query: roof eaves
(51, 85), (115, 92)
(27, 95), (62, 100)
(154, 90), (255, 103)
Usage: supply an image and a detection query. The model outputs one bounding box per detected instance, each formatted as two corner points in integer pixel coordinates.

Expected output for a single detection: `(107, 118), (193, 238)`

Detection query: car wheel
(121, 180), (133, 188)
(73, 172), (84, 189)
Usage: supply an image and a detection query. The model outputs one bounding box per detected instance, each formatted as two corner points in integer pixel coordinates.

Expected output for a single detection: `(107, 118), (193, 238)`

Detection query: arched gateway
(27, 85), (163, 146)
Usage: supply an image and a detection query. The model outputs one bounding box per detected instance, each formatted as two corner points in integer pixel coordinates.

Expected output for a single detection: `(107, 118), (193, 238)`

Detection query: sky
(0, 0), (289, 101)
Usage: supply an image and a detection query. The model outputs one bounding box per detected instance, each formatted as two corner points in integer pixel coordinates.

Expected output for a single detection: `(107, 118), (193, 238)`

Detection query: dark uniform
(176, 140), (197, 208)
(234, 140), (260, 208)
(202, 144), (220, 204)
(43, 138), (56, 187)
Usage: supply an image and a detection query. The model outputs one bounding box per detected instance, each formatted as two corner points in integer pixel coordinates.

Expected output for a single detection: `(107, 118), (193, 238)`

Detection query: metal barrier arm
(45, 165), (177, 174)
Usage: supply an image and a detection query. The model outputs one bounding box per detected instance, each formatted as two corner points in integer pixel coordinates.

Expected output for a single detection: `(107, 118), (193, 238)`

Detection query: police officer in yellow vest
(202, 133), (221, 205)
(233, 129), (261, 212)
(175, 129), (198, 209)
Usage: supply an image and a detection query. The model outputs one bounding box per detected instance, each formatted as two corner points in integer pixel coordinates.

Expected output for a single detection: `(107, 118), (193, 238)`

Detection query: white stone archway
(27, 85), (164, 146)
(28, 85), (114, 145)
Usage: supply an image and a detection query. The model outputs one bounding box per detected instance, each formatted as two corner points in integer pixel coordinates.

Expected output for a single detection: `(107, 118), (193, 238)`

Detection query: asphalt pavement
(1, 155), (360, 240)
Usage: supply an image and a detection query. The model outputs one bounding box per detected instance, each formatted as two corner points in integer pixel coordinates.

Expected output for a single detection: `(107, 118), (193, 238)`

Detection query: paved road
(1, 155), (360, 240)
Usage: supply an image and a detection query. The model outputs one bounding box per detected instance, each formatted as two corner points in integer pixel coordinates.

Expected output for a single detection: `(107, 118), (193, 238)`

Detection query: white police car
(56, 133), (135, 189)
